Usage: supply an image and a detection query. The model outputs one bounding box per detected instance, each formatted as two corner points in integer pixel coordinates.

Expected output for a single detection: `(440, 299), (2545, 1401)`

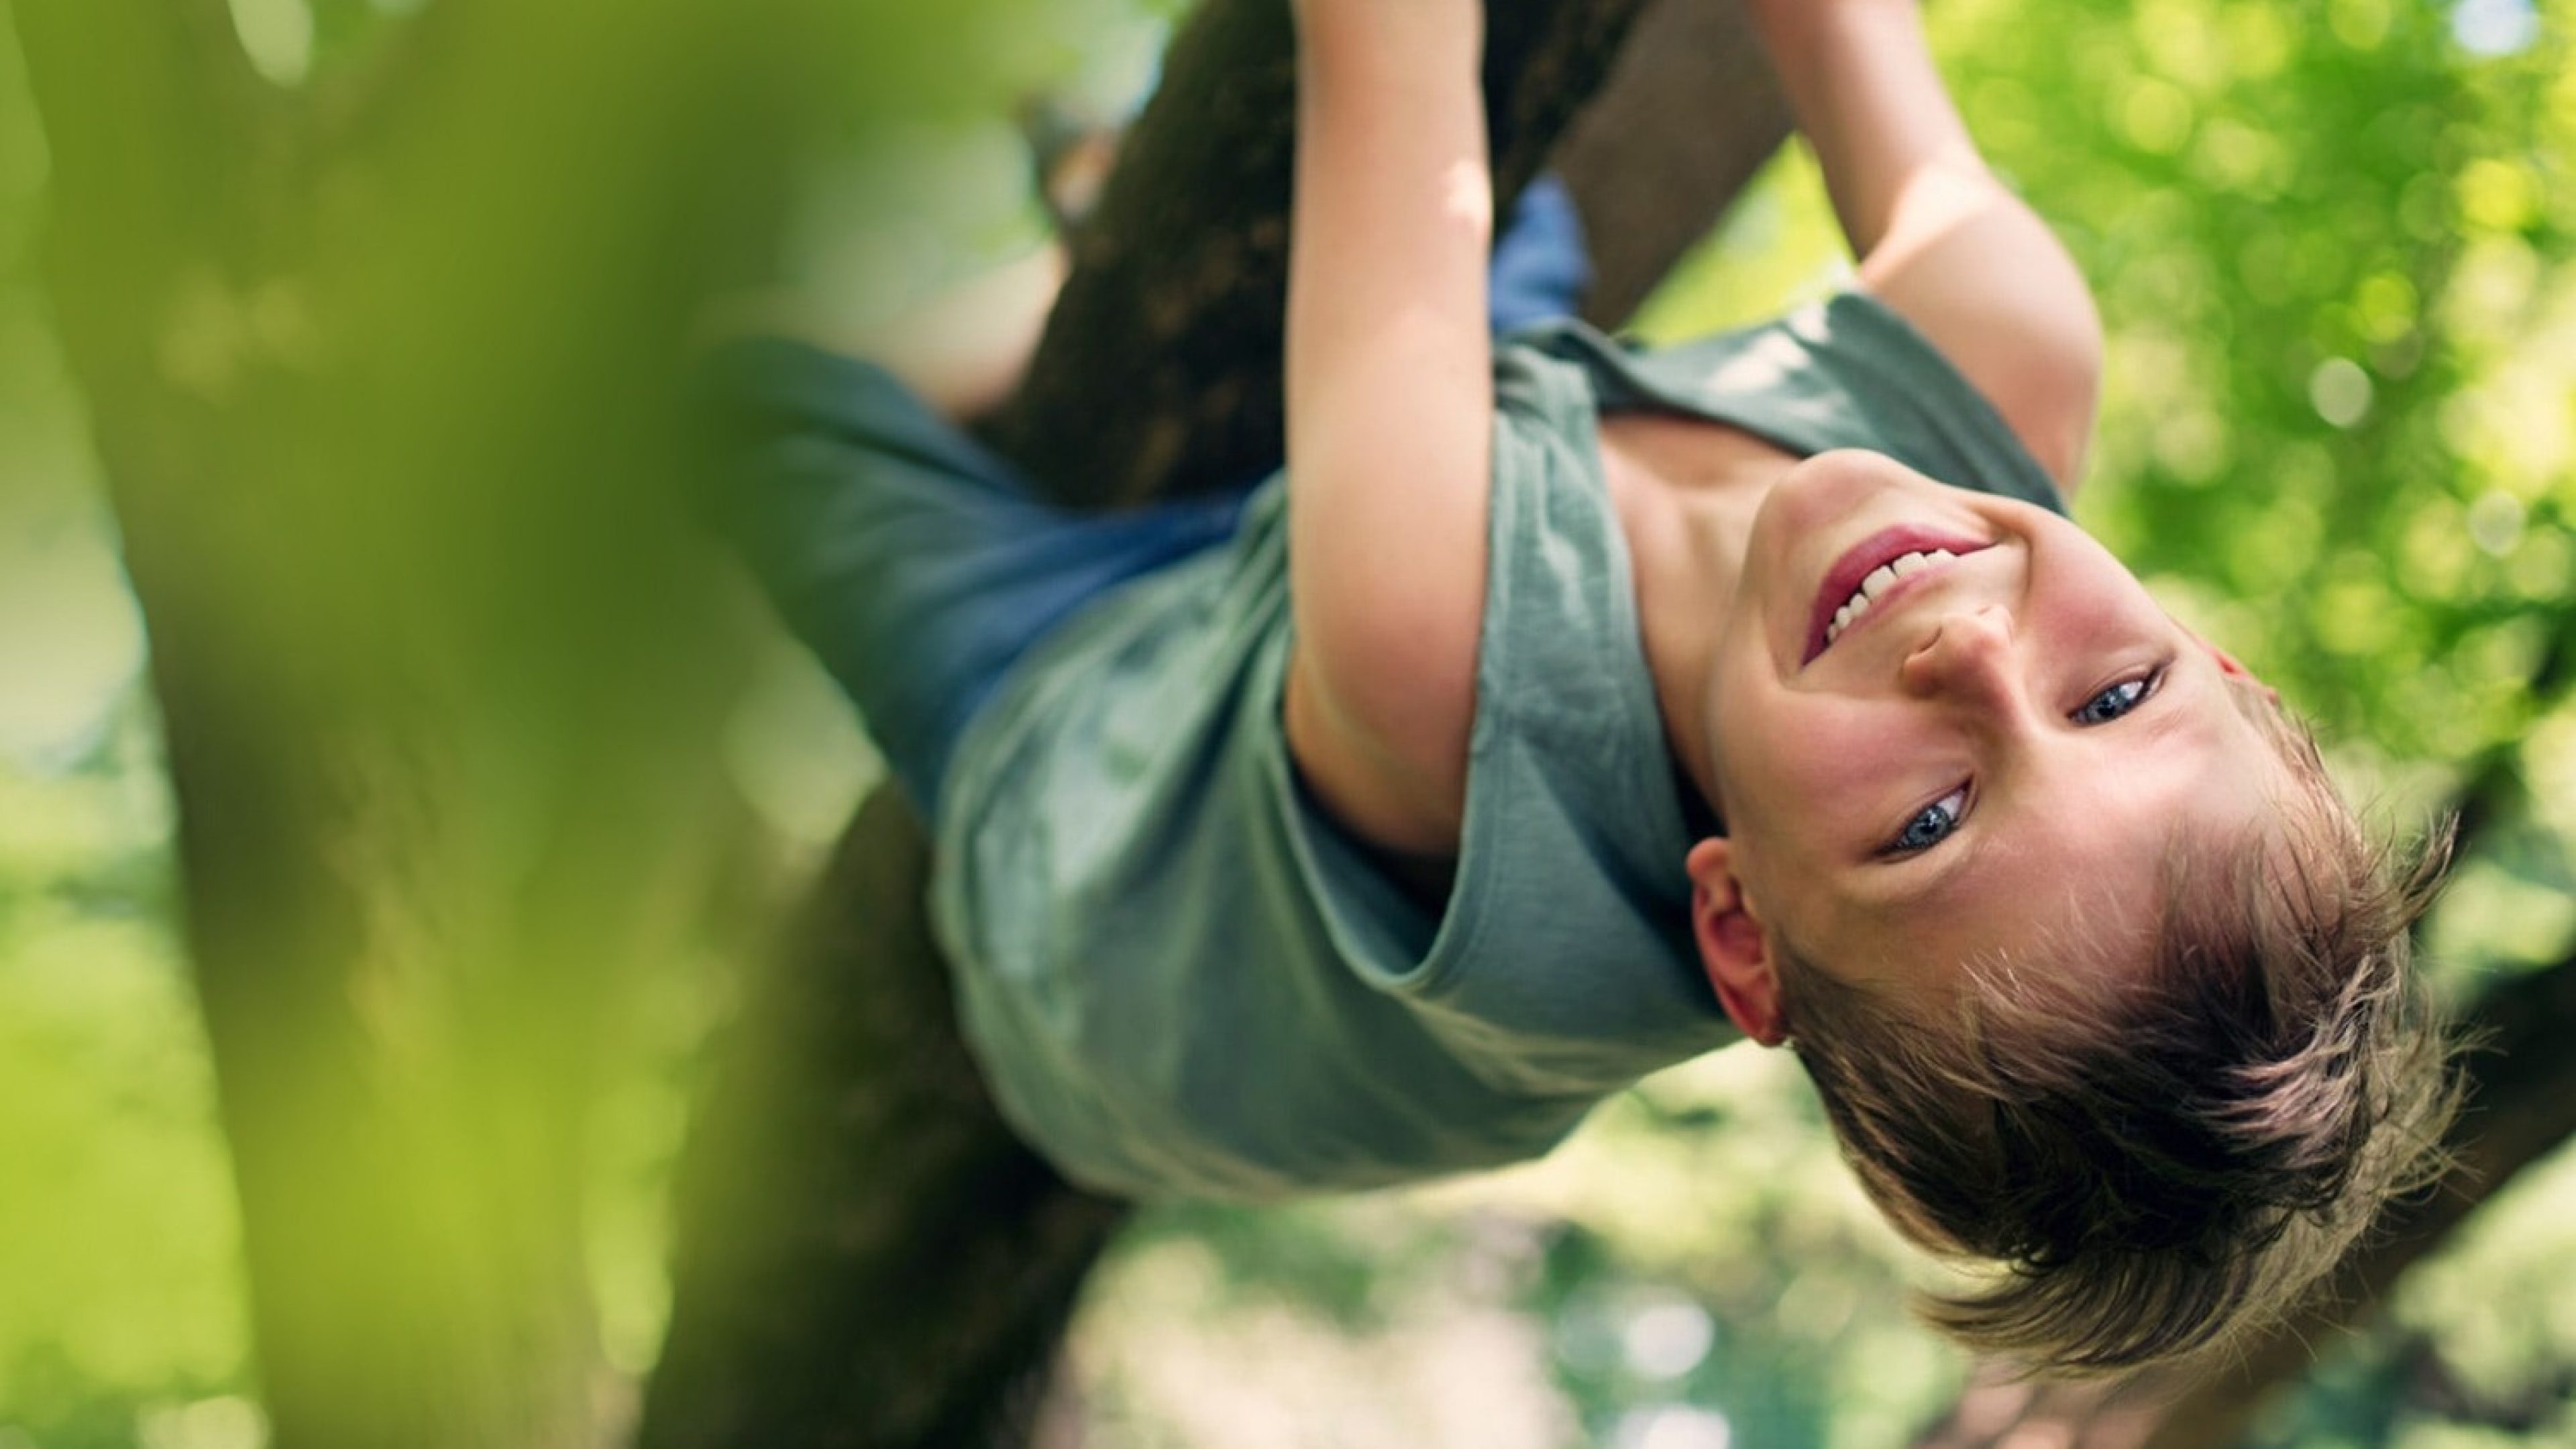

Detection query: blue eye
(2073, 666), (2165, 725)
(1887, 786), (1968, 855)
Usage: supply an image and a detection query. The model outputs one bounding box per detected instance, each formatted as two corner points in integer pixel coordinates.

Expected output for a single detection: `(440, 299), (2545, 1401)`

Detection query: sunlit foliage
(3, 0), (2573, 1444)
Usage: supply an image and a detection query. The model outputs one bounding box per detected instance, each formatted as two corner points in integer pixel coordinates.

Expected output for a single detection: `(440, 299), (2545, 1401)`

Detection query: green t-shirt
(932, 292), (2067, 1201)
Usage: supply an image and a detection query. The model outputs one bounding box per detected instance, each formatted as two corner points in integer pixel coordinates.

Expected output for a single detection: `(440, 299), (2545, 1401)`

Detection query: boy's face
(1688, 449), (2288, 1042)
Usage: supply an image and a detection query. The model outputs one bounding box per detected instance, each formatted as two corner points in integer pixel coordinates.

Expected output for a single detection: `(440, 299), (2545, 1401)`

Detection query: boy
(709, 0), (2457, 1375)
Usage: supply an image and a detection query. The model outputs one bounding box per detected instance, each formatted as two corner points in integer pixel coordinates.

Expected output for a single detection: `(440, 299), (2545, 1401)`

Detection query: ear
(1686, 837), (1787, 1047)
(2207, 649), (2284, 707)
(2179, 623), (2281, 705)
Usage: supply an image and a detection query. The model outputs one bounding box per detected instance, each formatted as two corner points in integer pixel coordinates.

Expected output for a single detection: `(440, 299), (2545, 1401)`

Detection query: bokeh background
(2, 0), (2572, 1444)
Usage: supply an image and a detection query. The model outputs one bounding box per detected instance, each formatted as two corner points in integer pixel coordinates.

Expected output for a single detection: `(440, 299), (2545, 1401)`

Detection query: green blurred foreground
(3, 0), (2575, 1444)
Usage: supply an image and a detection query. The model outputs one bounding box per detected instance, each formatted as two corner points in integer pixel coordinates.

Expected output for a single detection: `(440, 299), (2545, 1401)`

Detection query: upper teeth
(1825, 549), (1957, 645)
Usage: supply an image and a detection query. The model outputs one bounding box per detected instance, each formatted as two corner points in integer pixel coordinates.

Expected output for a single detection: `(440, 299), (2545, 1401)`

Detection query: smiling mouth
(1825, 547), (1960, 645)
(1802, 525), (1994, 665)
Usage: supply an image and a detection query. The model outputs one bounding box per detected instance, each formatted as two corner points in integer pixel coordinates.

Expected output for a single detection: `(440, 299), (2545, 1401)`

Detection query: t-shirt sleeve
(1265, 343), (1733, 1098)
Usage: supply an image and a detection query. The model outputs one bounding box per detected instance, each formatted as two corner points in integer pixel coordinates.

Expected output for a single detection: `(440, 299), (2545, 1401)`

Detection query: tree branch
(981, 0), (1655, 508)
(1556, 0), (1794, 327)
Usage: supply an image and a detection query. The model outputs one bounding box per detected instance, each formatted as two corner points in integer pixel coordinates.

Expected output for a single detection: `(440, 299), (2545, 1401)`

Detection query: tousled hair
(1775, 695), (2464, 1376)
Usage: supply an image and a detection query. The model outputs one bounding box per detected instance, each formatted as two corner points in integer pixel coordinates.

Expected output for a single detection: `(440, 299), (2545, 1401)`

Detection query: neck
(1598, 414), (1796, 824)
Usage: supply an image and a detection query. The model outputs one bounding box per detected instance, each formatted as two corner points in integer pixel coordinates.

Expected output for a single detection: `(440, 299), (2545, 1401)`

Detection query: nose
(1900, 604), (2022, 715)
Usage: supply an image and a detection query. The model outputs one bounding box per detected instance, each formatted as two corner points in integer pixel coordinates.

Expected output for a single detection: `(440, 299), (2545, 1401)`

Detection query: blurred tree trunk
(642, 1), (1792, 1445)
(15, 1), (833, 1446)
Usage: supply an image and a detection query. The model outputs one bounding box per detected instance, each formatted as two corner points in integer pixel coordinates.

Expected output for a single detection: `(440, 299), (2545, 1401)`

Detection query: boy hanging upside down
(707, 0), (2461, 1375)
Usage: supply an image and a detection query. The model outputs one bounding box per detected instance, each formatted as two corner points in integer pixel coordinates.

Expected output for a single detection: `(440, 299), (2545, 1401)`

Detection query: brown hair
(1775, 700), (2464, 1375)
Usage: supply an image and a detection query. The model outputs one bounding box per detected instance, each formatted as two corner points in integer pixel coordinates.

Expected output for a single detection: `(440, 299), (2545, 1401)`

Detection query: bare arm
(1747, 0), (2102, 488)
(1281, 0), (1493, 853)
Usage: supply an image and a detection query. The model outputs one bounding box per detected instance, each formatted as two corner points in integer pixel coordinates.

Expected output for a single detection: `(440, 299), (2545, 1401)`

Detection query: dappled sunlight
(3, 0), (2574, 1444)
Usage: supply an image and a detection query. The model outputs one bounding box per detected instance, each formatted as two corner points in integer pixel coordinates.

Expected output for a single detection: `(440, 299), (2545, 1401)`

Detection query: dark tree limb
(1554, 0), (1794, 327)
(639, 791), (1130, 1449)
(980, 0), (1657, 508)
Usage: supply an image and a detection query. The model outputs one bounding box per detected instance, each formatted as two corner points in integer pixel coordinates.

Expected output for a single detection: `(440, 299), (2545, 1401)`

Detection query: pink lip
(1802, 525), (1994, 665)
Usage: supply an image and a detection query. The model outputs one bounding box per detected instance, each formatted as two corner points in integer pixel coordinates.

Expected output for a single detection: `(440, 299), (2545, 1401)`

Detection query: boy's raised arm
(1748, 0), (2103, 488)
(1281, 0), (1494, 853)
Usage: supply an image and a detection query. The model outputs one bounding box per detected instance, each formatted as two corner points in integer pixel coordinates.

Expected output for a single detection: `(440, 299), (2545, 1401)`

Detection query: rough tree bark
(980, 0), (1657, 507)
(638, 792), (1132, 1449)
(640, 1), (1795, 1445)
(1554, 0), (1794, 327)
